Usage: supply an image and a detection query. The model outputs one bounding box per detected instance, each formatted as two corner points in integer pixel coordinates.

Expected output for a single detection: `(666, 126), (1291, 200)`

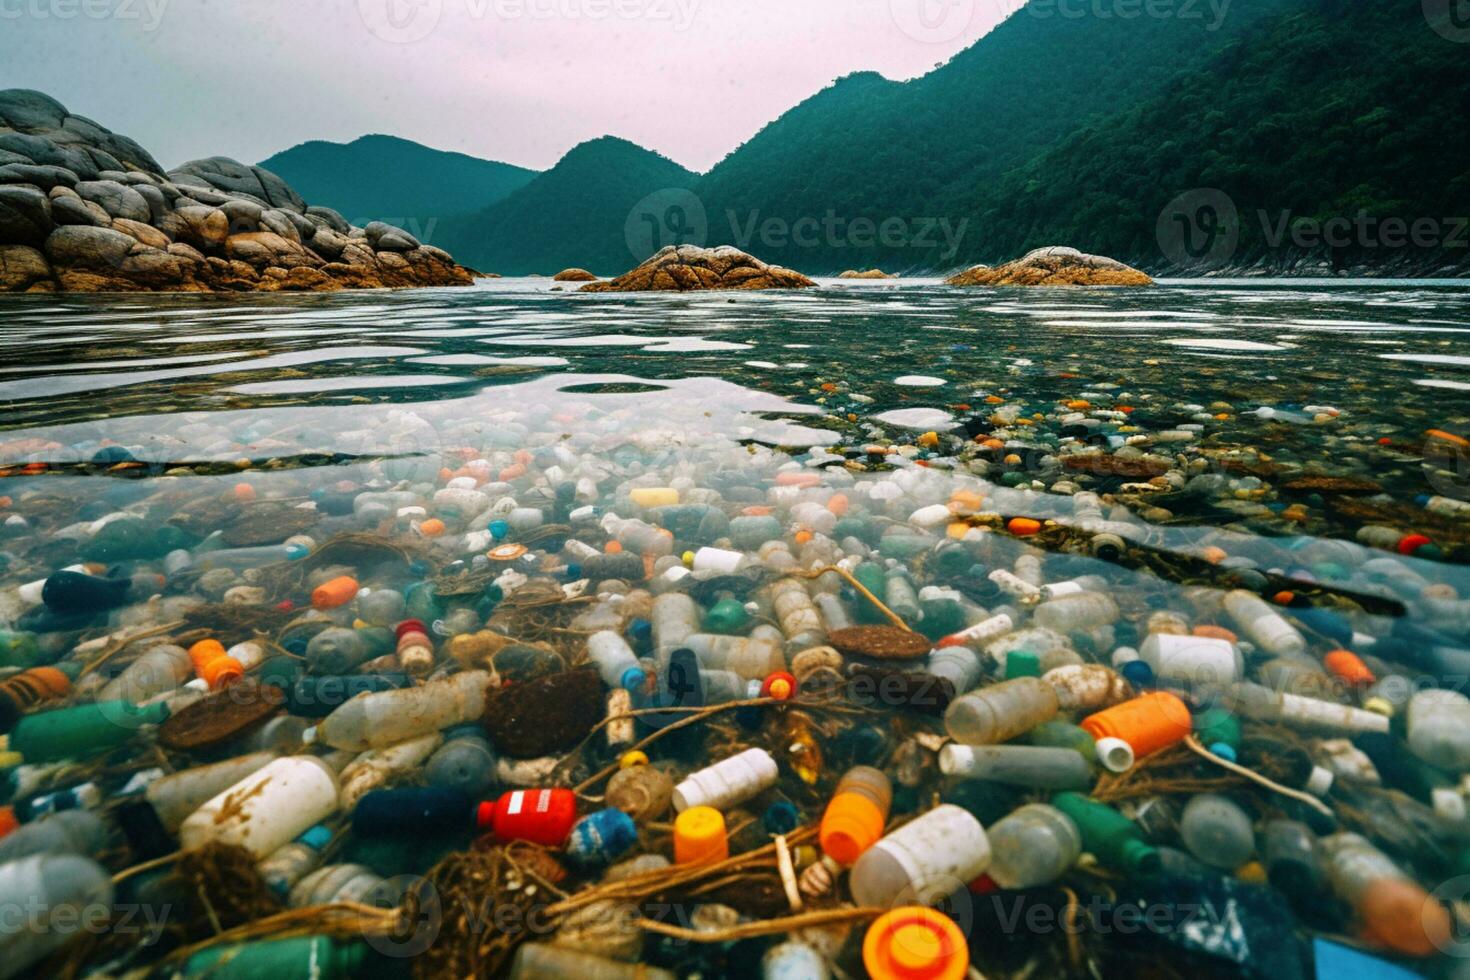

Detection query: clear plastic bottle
(1225, 681), (1389, 735)
(651, 593), (699, 663)
(850, 804), (990, 907)
(927, 645), (983, 696)
(944, 676), (1060, 745)
(0, 854), (113, 977)
(986, 803), (1082, 889)
(0, 810), (106, 864)
(770, 579), (825, 650)
(289, 863), (388, 907)
(882, 570), (922, 624)
(1033, 592), (1119, 632)
(1179, 794), (1255, 870)
(1222, 590), (1306, 658)
(305, 670), (491, 751)
(938, 744), (1092, 790)
(257, 825), (333, 898)
(1406, 688), (1470, 771)
(1318, 832), (1451, 957)
(99, 644), (192, 702)
(680, 634), (786, 680)
(586, 631), (646, 690)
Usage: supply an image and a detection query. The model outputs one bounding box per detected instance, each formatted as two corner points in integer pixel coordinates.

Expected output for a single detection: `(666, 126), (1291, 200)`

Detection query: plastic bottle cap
(1362, 696), (1394, 718)
(761, 671), (797, 700)
(820, 792), (886, 866)
(1304, 765), (1334, 797)
(620, 666), (647, 691)
(1095, 737), (1135, 773)
(301, 726), (318, 745)
(673, 806), (728, 865)
(619, 751), (649, 769)
(863, 907), (968, 980)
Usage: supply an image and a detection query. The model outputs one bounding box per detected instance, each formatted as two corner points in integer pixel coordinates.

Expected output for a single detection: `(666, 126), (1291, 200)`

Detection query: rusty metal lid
(158, 678), (283, 751)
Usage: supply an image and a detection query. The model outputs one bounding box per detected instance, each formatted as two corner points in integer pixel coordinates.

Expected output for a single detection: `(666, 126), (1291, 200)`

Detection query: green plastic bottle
(182, 936), (375, 979)
(852, 563), (889, 624)
(1026, 720), (1098, 763)
(0, 630), (44, 670)
(1051, 792), (1161, 877)
(1194, 706), (1242, 752)
(10, 700), (169, 763)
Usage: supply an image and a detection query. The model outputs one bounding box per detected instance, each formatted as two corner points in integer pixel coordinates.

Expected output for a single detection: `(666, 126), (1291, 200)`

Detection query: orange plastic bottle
(863, 906), (969, 980)
(674, 806), (728, 865)
(1080, 691), (1191, 765)
(1323, 649), (1375, 688)
(820, 766), (893, 866)
(311, 575), (360, 610)
(187, 638), (244, 690)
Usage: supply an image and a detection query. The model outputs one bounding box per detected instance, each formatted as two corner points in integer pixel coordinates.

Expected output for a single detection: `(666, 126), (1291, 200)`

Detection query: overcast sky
(0, 0), (1015, 173)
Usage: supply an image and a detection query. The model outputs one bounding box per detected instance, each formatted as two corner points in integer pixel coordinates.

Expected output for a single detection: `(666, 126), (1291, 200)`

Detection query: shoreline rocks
(947, 246), (1152, 287)
(582, 244), (814, 292)
(838, 269), (896, 279)
(0, 89), (477, 293)
(552, 268), (598, 282)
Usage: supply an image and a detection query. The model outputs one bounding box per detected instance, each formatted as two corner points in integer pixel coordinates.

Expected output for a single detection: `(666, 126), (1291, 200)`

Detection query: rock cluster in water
(0, 90), (476, 293)
(947, 246), (1152, 287)
(838, 269), (896, 279)
(552, 268), (598, 282)
(581, 244), (815, 292)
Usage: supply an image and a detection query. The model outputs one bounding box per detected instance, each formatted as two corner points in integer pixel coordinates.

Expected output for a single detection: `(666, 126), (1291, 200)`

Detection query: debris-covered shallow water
(0, 278), (1468, 979)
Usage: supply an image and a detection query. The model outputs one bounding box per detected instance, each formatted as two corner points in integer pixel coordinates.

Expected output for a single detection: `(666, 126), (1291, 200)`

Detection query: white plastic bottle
(938, 744), (1092, 790)
(338, 732), (444, 808)
(99, 644), (193, 702)
(0, 854), (114, 978)
(769, 579), (825, 650)
(305, 670), (491, 751)
(672, 748), (778, 812)
(180, 756), (341, 858)
(652, 592), (699, 662)
(988, 568), (1040, 602)
(986, 803), (1081, 889)
(942, 612), (1013, 648)
(1034, 592), (1119, 632)
(1223, 590), (1306, 658)
(1407, 689), (1470, 772)
(145, 750), (280, 831)
(1227, 682), (1388, 735)
(586, 631), (646, 690)
(1140, 633), (1242, 687)
(850, 804), (991, 906)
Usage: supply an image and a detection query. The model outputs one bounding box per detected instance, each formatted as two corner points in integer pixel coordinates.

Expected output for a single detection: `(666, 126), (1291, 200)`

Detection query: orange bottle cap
(200, 656), (244, 690)
(674, 806), (728, 865)
(864, 906), (968, 980)
(187, 638), (227, 672)
(28, 667), (71, 697)
(0, 805), (17, 839)
(1323, 649), (1375, 687)
(820, 792), (886, 866)
(311, 575), (360, 609)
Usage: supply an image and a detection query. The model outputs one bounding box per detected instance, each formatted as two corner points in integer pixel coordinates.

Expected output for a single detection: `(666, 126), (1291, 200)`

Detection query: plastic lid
(761, 671), (796, 700)
(863, 906), (968, 980)
(620, 666), (647, 691)
(1304, 765), (1335, 798)
(821, 793), (886, 866)
(674, 806), (728, 865)
(1095, 736), (1135, 774)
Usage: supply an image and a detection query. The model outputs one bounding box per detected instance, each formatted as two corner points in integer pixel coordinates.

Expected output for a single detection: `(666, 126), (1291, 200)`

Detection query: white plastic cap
(301, 726), (318, 745)
(1304, 765), (1335, 798)
(1096, 737), (1135, 773)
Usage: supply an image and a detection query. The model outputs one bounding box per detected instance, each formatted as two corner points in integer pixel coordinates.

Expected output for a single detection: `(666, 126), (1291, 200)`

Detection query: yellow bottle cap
(619, 750), (649, 769)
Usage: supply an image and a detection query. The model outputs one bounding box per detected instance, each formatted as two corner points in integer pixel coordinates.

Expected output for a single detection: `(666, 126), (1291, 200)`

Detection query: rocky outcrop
(838, 269), (896, 279)
(946, 246), (1152, 286)
(581, 244), (814, 292)
(0, 89), (476, 293)
(552, 267), (598, 282)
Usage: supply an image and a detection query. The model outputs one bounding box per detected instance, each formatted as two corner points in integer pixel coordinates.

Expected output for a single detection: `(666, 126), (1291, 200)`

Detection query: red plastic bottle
(476, 789), (577, 846)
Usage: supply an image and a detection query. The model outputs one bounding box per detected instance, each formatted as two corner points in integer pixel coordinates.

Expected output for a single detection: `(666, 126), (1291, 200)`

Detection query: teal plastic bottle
(11, 700), (169, 763)
(181, 936), (374, 979)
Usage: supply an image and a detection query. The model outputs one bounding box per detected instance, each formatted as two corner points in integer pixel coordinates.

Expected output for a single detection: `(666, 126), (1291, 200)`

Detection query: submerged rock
(0, 88), (477, 293)
(947, 246), (1152, 287)
(552, 267), (598, 282)
(581, 244), (814, 292)
(838, 268), (896, 279)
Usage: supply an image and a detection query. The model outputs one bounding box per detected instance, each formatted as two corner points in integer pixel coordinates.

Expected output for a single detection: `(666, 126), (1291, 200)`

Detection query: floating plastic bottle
(1225, 681), (1389, 735)
(352, 786), (470, 836)
(770, 578), (825, 649)
(11, 700), (169, 763)
(820, 766), (892, 865)
(1080, 691), (1193, 772)
(181, 936), (371, 980)
(285, 672), (412, 718)
(145, 751), (280, 831)
(850, 804), (990, 907)
(1034, 592), (1119, 632)
(937, 612), (1013, 649)
(0, 810), (106, 864)
(1139, 632), (1241, 687)
(180, 756), (341, 858)
(926, 645), (982, 696)
(672, 747), (779, 811)
(478, 788), (577, 846)
(338, 733), (443, 808)
(587, 631), (646, 690)
(986, 803), (1082, 889)
(1406, 688), (1470, 772)
(1179, 794), (1255, 870)
(651, 593), (699, 662)
(680, 634), (786, 680)
(257, 825), (334, 898)
(306, 670), (491, 750)
(1223, 589), (1306, 657)
(1262, 819), (1321, 903)
(938, 744), (1093, 790)
(0, 854), (114, 979)
(97, 645), (190, 704)
(1051, 792), (1160, 876)
(289, 863), (388, 907)
(944, 676), (1059, 745)
(1318, 832), (1451, 957)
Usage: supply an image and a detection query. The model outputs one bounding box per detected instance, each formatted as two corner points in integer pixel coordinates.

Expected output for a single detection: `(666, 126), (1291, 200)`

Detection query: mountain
(437, 136), (697, 276)
(258, 134), (535, 247)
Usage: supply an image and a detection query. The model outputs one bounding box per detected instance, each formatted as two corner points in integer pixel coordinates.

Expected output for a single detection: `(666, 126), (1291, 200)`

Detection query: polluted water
(0, 280), (1466, 978)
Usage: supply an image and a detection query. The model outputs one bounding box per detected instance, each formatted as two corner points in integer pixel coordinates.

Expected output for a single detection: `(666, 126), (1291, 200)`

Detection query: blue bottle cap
(488, 520), (510, 540)
(565, 563), (582, 580)
(763, 799), (801, 835)
(620, 666), (646, 691)
(1208, 743), (1237, 763)
(1120, 660), (1155, 688)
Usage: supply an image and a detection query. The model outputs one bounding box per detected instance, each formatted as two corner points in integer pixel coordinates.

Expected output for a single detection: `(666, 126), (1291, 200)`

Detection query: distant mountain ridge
(258, 134), (535, 245)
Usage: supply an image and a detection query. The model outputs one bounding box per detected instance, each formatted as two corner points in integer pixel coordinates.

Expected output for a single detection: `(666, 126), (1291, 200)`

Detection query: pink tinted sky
(0, 0), (1017, 171)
